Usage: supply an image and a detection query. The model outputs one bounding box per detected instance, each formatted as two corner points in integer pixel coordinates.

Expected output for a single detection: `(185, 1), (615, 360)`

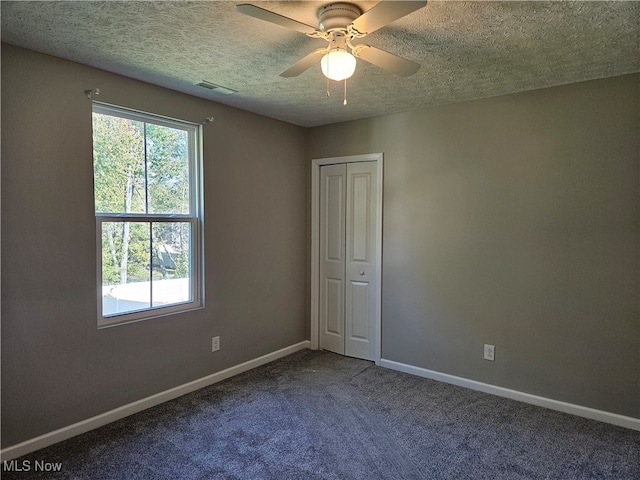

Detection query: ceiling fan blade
(280, 48), (328, 77)
(236, 4), (318, 35)
(350, 1), (427, 35)
(353, 45), (420, 77)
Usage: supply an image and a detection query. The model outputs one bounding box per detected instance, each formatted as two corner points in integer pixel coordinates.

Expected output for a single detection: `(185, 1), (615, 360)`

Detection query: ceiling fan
(236, 1), (427, 82)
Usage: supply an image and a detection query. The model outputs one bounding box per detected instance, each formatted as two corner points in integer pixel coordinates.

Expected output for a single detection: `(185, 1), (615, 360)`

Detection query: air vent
(196, 81), (237, 95)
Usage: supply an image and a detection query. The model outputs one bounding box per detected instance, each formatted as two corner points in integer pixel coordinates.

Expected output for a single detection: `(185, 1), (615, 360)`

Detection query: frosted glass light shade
(321, 49), (356, 81)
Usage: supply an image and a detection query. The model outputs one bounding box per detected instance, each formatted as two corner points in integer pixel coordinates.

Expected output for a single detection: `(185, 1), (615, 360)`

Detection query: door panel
(348, 281), (369, 339)
(319, 164), (346, 355)
(345, 162), (377, 360)
(350, 173), (370, 262)
(325, 278), (343, 336)
(326, 174), (345, 262)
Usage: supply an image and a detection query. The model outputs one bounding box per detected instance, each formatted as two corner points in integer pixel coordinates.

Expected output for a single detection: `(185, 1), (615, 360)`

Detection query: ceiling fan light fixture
(321, 49), (356, 81)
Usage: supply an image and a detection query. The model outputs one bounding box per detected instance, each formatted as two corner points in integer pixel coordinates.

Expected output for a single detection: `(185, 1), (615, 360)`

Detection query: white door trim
(311, 153), (383, 365)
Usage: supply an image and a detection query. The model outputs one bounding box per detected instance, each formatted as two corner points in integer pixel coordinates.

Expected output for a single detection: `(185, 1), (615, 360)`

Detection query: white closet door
(345, 162), (377, 360)
(319, 162), (377, 361)
(319, 163), (347, 355)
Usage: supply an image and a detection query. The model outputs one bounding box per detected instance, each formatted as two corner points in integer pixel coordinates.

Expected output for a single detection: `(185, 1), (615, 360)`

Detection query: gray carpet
(3, 350), (639, 479)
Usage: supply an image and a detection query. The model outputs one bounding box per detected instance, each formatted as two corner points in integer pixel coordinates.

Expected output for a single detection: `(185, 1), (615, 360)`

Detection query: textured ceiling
(2, 1), (639, 127)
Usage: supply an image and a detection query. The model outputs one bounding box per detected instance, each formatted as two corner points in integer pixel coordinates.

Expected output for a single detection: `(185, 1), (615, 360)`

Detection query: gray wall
(309, 74), (639, 418)
(1, 44), (309, 447)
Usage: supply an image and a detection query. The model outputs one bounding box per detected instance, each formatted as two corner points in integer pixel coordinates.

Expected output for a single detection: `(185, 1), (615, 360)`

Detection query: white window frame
(93, 102), (204, 328)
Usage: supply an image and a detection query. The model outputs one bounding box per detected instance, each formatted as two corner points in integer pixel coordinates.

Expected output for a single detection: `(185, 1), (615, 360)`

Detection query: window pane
(102, 222), (151, 316)
(92, 113), (146, 214)
(146, 124), (190, 214)
(151, 222), (192, 307)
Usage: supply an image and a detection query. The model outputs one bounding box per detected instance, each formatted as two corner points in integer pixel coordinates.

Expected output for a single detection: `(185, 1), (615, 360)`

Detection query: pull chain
(343, 78), (348, 106)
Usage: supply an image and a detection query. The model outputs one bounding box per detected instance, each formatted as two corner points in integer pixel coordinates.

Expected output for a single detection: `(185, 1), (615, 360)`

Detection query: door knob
(359, 270), (365, 275)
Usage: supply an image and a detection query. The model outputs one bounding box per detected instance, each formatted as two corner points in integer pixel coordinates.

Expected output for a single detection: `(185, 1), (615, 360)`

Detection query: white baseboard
(380, 358), (640, 431)
(0, 340), (311, 462)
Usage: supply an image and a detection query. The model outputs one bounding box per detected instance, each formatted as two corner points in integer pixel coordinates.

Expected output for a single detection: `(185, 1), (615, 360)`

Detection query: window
(92, 103), (203, 327)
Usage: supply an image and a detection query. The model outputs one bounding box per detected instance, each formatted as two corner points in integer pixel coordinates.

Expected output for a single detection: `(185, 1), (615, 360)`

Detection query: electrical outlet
(212, 336), (220, 352)
(484, 344), (495, 361)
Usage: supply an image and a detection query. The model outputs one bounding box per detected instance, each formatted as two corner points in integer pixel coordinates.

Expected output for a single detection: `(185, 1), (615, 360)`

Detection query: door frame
(310, 153), (383, 365)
